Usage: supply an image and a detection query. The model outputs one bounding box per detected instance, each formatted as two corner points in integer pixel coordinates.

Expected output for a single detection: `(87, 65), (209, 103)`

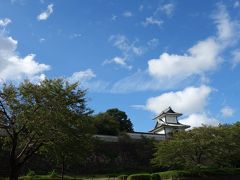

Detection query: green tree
(152, 126), (238, 169)
(0, 79), (93, 180)
(94, 113), (120, 135)
(105, 108), (133, 132)
(45, 121), (93, 180)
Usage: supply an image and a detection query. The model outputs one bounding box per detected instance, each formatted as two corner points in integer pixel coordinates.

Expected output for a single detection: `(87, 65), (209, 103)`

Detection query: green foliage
(105, 108), (133, 132)
(48, 170), (58, 178)
(26, 170), (36, 177)
(94, 113), (120, 135)
(152, 125), (240, 169)
(158, 170), (192, 179)
(118, 175), (128, 180)
(127, 174), (151, 180)
(94, 108), (133, 136)
(0, 79), (94, 179)
(151, 173), (161, 180)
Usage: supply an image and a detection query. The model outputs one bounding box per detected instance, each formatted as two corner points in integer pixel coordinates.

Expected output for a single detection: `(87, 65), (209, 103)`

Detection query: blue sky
(0, 0), (240, 132)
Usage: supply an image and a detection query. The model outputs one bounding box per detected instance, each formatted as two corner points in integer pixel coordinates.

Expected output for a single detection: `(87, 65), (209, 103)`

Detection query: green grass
(1, 168), (239, 180)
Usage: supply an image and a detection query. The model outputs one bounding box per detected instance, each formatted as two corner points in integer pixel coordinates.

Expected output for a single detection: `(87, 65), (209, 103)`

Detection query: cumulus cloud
(179, 113), (219, 128)
(110, 4), (240, 93)
(145, 85), (219, 128)
(148, 38), (220, 79)
(221, 106), (235, 117)
(0, 34), (50, 82)
(148, 4), (239, 81)
(37, 4), (54, 21)
(146, 85), (212, 115)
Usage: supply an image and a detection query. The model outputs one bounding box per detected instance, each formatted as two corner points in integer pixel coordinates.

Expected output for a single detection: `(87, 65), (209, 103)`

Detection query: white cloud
(142, 17), (163, 27)
(105, 35), (144, 69)
(111, 4), (240, 93)
(179, 113), (219, 128)
(0, 34), (50, 82)
(37, 4), (54, 21)
(123, 11), (133, 17)
(68, 69), (96, 83)
(0, 18), (11, 27)
(109, 35), (144, 56)
(221, 106), (235, 117)
(146, 85), (212, 115)
(160, 3), (175, 16)
(144, 85), (219, 128)
(68, 69), (109, 92)
(147, 4), (239, 81)
(148, 38), (221, 79)
(103, 56), (132, 70)
(213, 4), (238, 43)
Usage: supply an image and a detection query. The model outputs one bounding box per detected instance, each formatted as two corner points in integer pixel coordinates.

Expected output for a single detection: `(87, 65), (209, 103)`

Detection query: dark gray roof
(153, 107), (182, 120)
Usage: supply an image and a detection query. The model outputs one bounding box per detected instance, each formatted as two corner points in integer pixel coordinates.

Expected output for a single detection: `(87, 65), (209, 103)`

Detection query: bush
(158, 170), (192, 179)
(127, 174), (151, 180)
(118, 175), (128, 180)
(47, 170), (58, 178)
(151, 173), (161, 180)
(26, 170), (36, 177)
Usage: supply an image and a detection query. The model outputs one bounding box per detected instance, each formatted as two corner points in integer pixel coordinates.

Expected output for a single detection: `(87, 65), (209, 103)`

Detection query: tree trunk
(61, 157), (65, 180)
(9, 166), (20, 180)
(9, 133), (20, 180)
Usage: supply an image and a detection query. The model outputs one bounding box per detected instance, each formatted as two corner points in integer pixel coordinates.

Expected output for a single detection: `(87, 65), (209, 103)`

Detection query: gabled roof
(149, 122), (190, 133)
(153, 107), (182, 120)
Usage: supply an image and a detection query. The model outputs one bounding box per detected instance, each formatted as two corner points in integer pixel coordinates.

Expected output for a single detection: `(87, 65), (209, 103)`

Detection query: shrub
(127, 174), (151, 180)
(26, 170), (36, 177)
(118, 175), (128, 180)
(151, 173), (161, 180)
(47, 170), (58, 178)
(159, 170), (192, 179)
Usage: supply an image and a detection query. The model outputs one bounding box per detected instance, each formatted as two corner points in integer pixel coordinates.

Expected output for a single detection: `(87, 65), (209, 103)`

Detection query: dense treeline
(1, 79), (240, 179)
(152, 123), (240, 169)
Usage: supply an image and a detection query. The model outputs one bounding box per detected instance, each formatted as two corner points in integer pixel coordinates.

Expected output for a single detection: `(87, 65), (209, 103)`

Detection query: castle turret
(149, 107), (190, 137)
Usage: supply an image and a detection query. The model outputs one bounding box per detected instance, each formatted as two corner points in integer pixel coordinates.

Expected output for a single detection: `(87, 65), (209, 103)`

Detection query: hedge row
(117, 168), (240, 180)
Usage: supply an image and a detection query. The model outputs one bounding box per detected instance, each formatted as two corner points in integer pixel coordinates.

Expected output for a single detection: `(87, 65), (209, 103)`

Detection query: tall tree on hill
(0, 79), (93, 180)
(105, 108), (133, 132)
(94, 113), (120, 135)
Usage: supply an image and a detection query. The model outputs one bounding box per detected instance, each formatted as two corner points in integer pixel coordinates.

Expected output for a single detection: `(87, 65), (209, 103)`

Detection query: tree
(0, 79), (93, 180)
(94, 113), (120, 135)
(105, 108), (133, 132)
(152, 125), (240, 169)
(45, 120), (93, 180)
